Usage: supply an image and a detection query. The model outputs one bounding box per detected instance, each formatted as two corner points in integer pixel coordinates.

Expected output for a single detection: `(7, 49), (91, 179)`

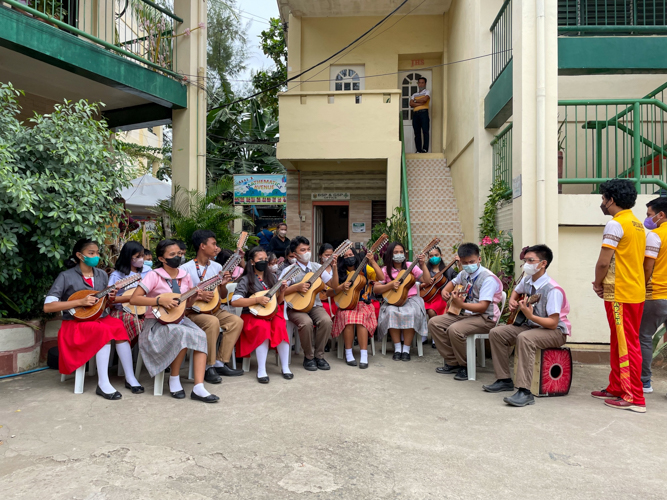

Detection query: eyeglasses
(523, 258), (542, 264)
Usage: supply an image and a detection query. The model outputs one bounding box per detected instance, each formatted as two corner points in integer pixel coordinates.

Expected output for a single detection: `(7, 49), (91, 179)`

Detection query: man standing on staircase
(410, 77), (430, 153)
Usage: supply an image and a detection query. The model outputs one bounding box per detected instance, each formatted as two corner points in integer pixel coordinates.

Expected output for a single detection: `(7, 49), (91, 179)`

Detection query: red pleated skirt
(57, 316), (129, 374)
(322, 299), (337, 318)
(424, 293), (448, 315)
(237, 304), (289, 358)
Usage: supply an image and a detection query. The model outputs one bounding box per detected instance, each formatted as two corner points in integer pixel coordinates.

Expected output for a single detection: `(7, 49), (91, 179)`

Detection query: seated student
(428, 243), (502, 381)
(332, 247), (384, 368)
(130, 239), (219, 403)
(215, 248), (244, 280)
(108, 241), (150, 345)
(280, 236), (335, 371)
(230, 246), (293, 383)
(424, 247), (458, 348)
(277, 249), (297, 274)
(180, 230), (244, 383)
(143, 249), (154, 270)
(318, 243), (338, 318)
(374, 242), (431, 361)
(174, 240), (187, 266)
(43, 238), (143, 399)
(267, 252), (279, 277)
(484, 245), (570, 407)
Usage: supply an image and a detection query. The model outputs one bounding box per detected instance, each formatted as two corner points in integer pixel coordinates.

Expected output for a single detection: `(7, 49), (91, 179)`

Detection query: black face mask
(164, 255), (182, 268)
(254, 260), (268, 272)
(344, 257), (356, 267)
(179, 256), (186, 266)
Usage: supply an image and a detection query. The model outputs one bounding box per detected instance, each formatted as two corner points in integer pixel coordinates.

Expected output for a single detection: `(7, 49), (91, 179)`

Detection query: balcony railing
(490, 0), (512, 86)
(491, 122), (513, 196)
(3, 0), (182, 77)
(559, 0), (667, 35)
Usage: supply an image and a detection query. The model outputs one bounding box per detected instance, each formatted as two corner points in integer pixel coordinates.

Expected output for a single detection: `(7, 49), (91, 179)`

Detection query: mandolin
(382, 238), (441, 307)
(444, 283), (470, 316)
(285, 239), (353, 313)
(120, 288), (147, 316)
(507, 293), (541, 326)
(505, 272), (526, 325)
(67, 274), (142, 321)
(247, 267), (300, 319)
(334, 234), (388, 310)
(419, 258), (458, 302)
(193, 232), (248, 313)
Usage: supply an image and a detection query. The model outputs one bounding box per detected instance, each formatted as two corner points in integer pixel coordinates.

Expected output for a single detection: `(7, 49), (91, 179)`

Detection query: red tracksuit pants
(604, 301), (645, 406)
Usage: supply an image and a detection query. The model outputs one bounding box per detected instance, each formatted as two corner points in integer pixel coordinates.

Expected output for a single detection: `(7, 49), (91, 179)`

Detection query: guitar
(507, 294), (542, 326)
(248, 267), (301, 319)
(419, 258), (458, 302)
(382, 238), (441, 307)
(444, 283), (470, 316)
(67, 274), (142, 321)
(285, 239), (354, 313)
(334, 234), (388, 310)
(505, 272), (526, 325)
(192, 232), (248, 313)
(120, 288), (147, 316)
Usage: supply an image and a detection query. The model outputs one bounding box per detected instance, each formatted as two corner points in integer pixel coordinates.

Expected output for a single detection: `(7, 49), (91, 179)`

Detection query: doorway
(399, 70), (432, 154)
(313, 203), (349, 258)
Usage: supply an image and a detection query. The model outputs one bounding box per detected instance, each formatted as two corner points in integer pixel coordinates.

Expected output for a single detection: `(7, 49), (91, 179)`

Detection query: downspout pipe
(536, 0), (547, 243)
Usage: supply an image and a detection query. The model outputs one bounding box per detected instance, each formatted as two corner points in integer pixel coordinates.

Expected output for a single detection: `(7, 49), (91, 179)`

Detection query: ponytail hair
(154, 239), (179, 268)
(65, 238), (96, 269)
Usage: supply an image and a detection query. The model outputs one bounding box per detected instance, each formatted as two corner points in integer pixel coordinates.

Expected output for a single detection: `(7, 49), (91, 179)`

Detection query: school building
(275, 0), (667, 346)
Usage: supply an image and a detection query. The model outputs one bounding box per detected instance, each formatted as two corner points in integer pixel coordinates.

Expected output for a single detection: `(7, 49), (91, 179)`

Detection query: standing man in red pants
(592, 179), (646, 413)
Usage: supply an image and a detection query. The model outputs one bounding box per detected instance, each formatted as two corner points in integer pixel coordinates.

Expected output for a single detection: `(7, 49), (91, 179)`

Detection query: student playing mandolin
(424, 247), (458, 348)
(230, 246), (293, 384)
(44, 239), (142, 400)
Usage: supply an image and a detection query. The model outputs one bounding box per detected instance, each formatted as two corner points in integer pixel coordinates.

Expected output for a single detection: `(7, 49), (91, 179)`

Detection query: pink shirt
(139, 268), (193, 319)
(382, 263), (423, 298)
(232, 266), (244, 280)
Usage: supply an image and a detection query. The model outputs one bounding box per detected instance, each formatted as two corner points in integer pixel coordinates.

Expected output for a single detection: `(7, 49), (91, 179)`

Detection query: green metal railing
(559, 82), (667, 194)
(559, 0), (667, 34)
(398, 116), (414, 261)
(490, 0), (512, 86)
(491, 122), (513, 196)
(4, 0), (182, 77)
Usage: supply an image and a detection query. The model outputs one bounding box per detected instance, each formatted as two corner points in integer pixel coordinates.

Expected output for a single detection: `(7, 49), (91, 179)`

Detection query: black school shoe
(204, 367), (222, 384)
(453, 367), (468, 381)
(124, 381), (145, 394)
(191, 392), (220, 403)
(170, 390), (186, 399)
(483, 379), (515, 393)
(503, 389), (535, 407)
(257, 375), (270, 384)
(216, 365), (244, 377)
(392, 351), (402, 361)
(401, 352), (411, 361)
(303, 358), (317, 371)
(435, 363), (459, 374)
(346, 359), (358, 367)
(96, 385), (122, 400)
(316, 358), (330, 370)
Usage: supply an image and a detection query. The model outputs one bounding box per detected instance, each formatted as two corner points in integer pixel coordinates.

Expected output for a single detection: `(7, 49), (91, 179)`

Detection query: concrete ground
(1, 346), (666, 500)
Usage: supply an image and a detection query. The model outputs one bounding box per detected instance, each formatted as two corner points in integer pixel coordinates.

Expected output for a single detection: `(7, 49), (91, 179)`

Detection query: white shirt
(602, 220), (624, 248)
(451, 265), (499, 303)
(180, 259), (223, 287)
(411, 88), (431, 100)
(279, 260), (333, 308)
(515, 272), (563, 317)
(646, 231), (661, 259)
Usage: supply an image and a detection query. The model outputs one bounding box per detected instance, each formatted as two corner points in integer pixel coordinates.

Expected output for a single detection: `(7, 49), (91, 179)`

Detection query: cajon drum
(514, 347), (572, 397)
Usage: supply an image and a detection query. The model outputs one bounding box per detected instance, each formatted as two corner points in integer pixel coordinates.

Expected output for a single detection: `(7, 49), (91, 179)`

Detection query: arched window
(335, 68), (361, 91)
(401, 72), (423, 121)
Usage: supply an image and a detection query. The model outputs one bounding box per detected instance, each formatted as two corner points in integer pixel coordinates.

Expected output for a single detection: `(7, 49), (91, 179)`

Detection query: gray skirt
(377, 295), (428, 338)
(139, 317), (208, 377)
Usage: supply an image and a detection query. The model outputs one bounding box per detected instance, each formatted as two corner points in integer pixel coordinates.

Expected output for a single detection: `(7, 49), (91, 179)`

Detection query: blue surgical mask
(429, 256), (442, 265)
(82, 255), (100, 267)
(144, 260), (153, 268)
(463, 263), (479, 274)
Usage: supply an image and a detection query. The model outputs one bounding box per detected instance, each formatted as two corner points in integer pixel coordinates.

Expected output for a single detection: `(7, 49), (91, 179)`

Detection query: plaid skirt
(332, 301), (377, 338)
(138, 317), (208, 377)
(377, 295), (428, 339)
(108, 308), (144, 343)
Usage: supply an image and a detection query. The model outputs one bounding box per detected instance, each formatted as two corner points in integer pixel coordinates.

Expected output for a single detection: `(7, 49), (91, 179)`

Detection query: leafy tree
(251, 18), (287, 115)
(0, 83), (131, 318)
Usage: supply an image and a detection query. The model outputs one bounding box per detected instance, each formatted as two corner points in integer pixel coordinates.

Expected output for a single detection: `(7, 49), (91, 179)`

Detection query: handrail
(398, 114), (413, 261)
(139, 0), (183, 23)
(489, 0), (511, 31)
(559, 25), (667, 33)
(490, 122), (513, 146)
(3, 0), (182, 79)
(489, 0), (512, 85)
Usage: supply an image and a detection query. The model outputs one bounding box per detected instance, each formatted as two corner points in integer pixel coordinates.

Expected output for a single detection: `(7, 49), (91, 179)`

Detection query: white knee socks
(169, 375), (183, 393)
(115, 342), (140, 387)
(95, 344), (115, 394)
(345, 348), (355, 362)
(276, 341), (291, 374)
(255, 339), (270, 378)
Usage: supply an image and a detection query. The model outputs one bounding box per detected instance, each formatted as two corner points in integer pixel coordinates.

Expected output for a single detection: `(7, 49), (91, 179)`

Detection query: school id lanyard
(194, 259), (208, 280)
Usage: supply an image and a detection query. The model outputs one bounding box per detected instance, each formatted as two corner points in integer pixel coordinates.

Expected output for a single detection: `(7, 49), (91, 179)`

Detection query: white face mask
(393, 253), (405, 263)
(288, 257), (296, 264)
(279, 230), (287, 237)
(298, 252), (311, 263)
(523, 262), (541, 276)
(269, 265), (278, 273)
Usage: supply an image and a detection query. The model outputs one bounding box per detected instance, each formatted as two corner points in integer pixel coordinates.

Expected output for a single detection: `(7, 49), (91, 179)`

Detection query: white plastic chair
(336, 325), (376, 359)
(464, 291), (507, 381)
(60, 356), (97, 394)
(242, 303), (293, 373)
(135, 348), (195, 396)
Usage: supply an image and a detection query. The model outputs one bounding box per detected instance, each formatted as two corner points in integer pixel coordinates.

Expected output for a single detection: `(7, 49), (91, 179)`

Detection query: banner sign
(233, 174), (287, 205)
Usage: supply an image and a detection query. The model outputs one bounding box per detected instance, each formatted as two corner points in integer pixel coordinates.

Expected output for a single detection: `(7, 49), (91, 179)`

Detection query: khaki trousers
(287, 306), (332, 360)
(489, 324), (566, 390)
(428, 313), (496, 367)
(187, 309), (243, 365)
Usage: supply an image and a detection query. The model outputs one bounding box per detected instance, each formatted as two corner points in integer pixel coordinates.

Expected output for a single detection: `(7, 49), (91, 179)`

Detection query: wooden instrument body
(506, 294), (525, 325)
(419, 273), (447, 302)
(248, 290), (279, 318)
(192, 287), (221, 314)
(507, 294), (541, 326)
(67, 290), (107, 321)
(152, 293), (187, 325)
(284, 274), (325, 313)
(444, 284), (466, 316)
(334, 274), (367, 310)
(382, 270), (416, 307)
(120, 288), (147, 316)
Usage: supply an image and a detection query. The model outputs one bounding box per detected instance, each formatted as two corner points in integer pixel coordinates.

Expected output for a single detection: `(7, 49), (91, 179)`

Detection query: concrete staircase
(405, 154), (463, 260)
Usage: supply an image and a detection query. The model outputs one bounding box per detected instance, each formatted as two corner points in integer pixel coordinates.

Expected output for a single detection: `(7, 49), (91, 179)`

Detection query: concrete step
(406, 165), (451, 178)
(411, 221), (463, 235)
(407, 178), (453, 191)
(407, 197), (459, 212)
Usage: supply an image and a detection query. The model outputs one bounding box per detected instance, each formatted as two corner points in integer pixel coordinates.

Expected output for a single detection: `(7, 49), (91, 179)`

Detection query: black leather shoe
(392, 351), (402, 361)
(504, 389), (535, 407)
(324, 342), (331, 352)
(282, 371), (294, 380)
(453, 367), (468, 381)
(346, 359), (358, 366)
(435, 363), (459, 374)
(303, 358), (317, 371)
(96, 385), (122, 400)
(124, 381), (145, 394)
(401, 352), (411, 361)
(204, 366), (222, 384)
(170, 390), (186, 399)
(316, 358), (330, 370)
(431, 341), (437, 349)
(215, 365), (244, 377)
(359, 362), (369, 369)
(257, 375), (270, 384)
(190, 392), (220, 403)
(483, 379), (515, 393)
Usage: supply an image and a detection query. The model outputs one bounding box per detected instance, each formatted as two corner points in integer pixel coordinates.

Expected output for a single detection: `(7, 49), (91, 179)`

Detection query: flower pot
(0, 320), (44, 376)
